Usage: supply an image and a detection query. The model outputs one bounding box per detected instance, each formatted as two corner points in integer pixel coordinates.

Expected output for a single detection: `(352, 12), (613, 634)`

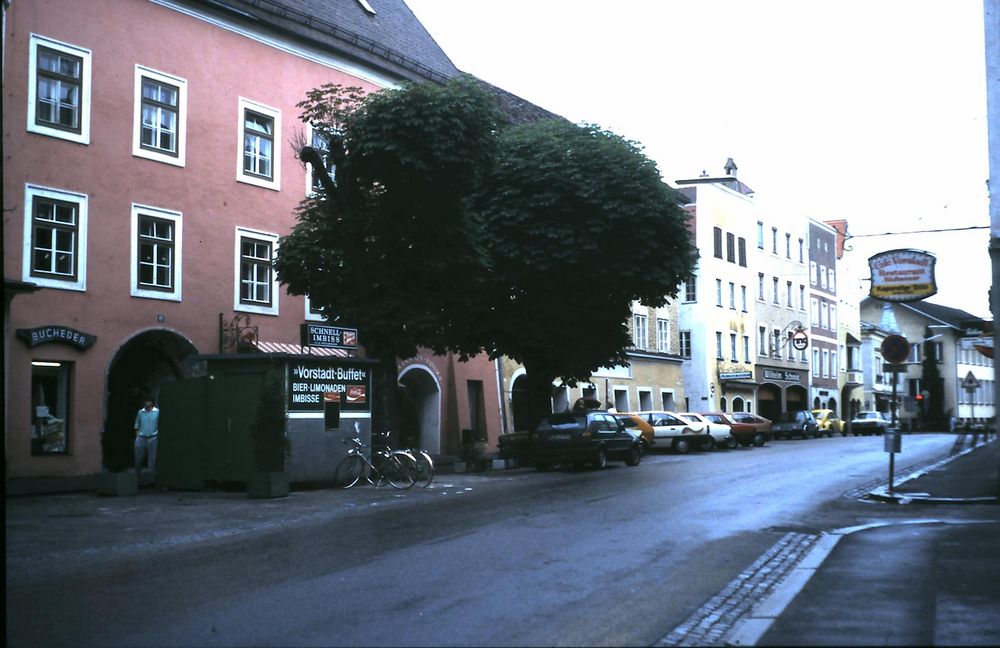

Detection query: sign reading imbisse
(868, 249), (937, 302)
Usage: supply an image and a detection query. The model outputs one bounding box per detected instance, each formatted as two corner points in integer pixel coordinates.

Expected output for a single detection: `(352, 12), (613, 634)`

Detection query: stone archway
(398, 365), (441, 454)
(104, 329), (197, 471)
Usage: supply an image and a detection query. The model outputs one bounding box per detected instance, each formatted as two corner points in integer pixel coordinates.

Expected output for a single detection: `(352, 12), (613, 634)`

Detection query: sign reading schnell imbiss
(300, 323), (359, 349)
(287, 362), (371, 412)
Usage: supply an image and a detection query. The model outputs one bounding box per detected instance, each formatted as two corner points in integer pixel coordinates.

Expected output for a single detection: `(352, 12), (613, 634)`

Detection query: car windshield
(778, 412), (802, 423)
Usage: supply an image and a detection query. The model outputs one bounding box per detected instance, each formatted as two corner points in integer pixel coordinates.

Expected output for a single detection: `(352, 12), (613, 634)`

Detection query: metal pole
(889, 372), (897, 492)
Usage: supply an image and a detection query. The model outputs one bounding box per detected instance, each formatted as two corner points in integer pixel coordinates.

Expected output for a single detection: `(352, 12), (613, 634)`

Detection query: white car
(634, 411), (705, 454)
(677, 412), (738, 450)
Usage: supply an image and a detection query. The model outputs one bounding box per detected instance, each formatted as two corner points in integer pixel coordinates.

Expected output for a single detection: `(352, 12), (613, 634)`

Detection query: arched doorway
(757, 383), (781, 421)
(398, 366), (441, 454)
(732, 397), (745, 412)
(786, 385), (808, 412)
(510, 374), (531, 432)
(827, 397), (837, 413)
(813, 396), (821, 409)
(104, 329), (197, 471)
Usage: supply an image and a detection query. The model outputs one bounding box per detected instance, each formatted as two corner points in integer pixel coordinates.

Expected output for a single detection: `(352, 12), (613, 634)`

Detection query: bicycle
(334, 433), (418, 489)
(409, 448), (434, 488)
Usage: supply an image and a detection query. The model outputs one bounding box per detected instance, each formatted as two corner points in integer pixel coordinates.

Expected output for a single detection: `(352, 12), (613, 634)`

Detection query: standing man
(133, 399), (159, 475)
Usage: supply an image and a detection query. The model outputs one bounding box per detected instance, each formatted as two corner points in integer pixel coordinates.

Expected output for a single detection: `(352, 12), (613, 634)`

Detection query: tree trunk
(369, 345), (401, 446)
(521, 363), (556, 433)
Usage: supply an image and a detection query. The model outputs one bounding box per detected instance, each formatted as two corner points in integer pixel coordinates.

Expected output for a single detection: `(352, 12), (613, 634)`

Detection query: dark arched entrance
(510, 374), (532, 432)
(786, 385), (808, 412)
(104, 330), (197, 470)
(757, 383), (781, 421)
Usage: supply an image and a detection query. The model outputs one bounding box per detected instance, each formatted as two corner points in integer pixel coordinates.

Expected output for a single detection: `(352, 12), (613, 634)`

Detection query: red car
(703, 412), (769, 447)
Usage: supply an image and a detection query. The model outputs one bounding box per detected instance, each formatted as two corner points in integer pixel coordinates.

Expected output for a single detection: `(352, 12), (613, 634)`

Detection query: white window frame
(27, 34), (92, 145)
(811, 297), (820, 326)
(236, 97), (281, 190)
(743, 335), (750, 363)
(820, 265), (828, 289)
(132, 65), (187, 167)
(810, 261), (818, 285)
(233, 226), (279, 316)
(828, 269), (836, 293)
(716, 331), (724, 360)
(822, 349), (830, 378)
(130, 203), (182, 301)
(730, 332), (738, 361)
(304, 122), (336, 196)
(304, 295), (326, 322)
(715, 279), (723, 307)
(679, 331), (692, 358)
(633, 313), (649, 350)
(22, 184), (88, 291)
(656, 318), (671, 353)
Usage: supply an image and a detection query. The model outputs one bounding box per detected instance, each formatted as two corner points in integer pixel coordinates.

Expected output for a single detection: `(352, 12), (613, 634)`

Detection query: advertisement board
(287, 361), (371, 413)
(868, 249), (937, 302)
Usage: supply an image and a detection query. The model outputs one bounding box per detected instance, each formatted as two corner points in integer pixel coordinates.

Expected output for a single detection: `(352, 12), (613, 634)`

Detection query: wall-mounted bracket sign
(868, 249), (937, 302)
(300, 323), (358, 350)
(16, 326), (96, 350)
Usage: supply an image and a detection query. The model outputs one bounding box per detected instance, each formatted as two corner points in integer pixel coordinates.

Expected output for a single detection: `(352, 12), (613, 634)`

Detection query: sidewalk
(736, 439), (1000, 646)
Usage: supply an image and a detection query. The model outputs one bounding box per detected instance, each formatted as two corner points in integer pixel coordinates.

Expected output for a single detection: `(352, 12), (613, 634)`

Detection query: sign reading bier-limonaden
(868, 249), (937, 302)
(287, 361), (371, 413)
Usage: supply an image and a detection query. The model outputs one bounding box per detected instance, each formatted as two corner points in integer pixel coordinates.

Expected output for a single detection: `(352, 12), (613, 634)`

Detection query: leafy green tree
(276, 76), (501, 434)
(475, 120), (697, 427)
(277, 77), (697, 436)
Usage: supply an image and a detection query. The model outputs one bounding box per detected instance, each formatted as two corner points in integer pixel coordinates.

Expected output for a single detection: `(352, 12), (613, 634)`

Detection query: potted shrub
(248, 369), (290, 498)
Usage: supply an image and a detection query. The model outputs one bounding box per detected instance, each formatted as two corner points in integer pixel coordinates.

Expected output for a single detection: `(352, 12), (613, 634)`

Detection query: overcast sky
(407, 0), (992, 318)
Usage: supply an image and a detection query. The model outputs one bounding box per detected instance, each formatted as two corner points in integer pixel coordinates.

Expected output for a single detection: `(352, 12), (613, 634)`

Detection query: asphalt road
(6, 434), (960, 647)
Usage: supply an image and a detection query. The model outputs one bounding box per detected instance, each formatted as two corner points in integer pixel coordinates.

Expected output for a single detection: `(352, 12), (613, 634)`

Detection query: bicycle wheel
(334, 454), (365, 488)
(413, 450), (434, 488)
(384, 452), (417, 490)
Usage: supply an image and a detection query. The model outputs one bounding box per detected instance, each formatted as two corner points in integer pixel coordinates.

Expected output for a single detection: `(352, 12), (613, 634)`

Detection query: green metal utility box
(157, 353), (376, 490)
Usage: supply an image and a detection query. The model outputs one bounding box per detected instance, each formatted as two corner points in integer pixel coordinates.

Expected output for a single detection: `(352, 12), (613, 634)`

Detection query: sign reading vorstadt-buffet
(868, 249), (937, 302)
(299, 323), (358, 350)
(287, 362), (371, 412)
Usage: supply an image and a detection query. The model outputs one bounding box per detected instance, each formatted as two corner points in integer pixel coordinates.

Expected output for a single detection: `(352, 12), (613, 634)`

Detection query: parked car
(702, 412), (766, 447)
(771, 410), (819, 439)
(729, 412), (773, 446)
(812, 409), (844, 437)
(850, 411), (891, 436)
(634, 411), (705, 454)
(677, 412), (737, 450)
(531, 411), (642, 470)
(613, 413), (654, 454)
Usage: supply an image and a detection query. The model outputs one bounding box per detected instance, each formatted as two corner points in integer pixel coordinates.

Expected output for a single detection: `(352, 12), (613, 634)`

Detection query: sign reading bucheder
(868, 249), (937, 302)
(287, 362), (371, 413)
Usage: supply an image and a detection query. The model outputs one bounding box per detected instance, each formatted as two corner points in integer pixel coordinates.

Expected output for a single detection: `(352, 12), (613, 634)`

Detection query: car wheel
(625, 446), (641, 467)
(672, 438), (691, 454)
(725, 436), (739, 450)
(701, 436), (716, 451)
(753, 433), (766, 447)
(738, 438), (753, 447)
(639, 439), (649, 456)
(593, 448), (607, 469)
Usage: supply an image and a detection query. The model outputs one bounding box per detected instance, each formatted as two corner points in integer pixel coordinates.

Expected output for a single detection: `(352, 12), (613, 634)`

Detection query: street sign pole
(889, 373), (897, 492)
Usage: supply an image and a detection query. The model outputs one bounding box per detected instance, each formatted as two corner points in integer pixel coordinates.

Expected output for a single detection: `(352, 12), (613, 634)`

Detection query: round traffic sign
(880, 334), (910, 364)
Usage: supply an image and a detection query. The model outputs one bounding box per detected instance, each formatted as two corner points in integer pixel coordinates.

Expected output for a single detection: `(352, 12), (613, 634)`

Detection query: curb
(866, 439), (999, 505)
(724, 518), (999, 646)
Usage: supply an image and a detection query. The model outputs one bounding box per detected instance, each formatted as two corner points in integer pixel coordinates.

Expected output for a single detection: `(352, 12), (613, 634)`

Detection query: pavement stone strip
(657, 531), (822, 647)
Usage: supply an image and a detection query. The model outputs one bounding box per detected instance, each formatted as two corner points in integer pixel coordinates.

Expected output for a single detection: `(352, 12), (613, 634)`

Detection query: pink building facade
(3, 0), (500, 484)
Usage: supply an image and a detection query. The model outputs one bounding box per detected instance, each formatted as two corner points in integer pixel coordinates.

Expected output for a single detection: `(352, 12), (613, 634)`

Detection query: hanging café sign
(868, 249), (937, 302)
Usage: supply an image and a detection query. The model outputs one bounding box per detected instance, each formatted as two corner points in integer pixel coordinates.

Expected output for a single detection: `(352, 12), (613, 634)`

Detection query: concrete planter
(96, 471), (138, 497)
(247, 471), (289, 499)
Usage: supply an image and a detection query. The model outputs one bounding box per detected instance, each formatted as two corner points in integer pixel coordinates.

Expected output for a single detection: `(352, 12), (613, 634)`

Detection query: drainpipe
(494, 358), (508, 437)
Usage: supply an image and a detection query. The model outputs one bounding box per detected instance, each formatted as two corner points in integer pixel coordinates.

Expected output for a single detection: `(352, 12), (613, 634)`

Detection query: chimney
(724, 157), (738, 177)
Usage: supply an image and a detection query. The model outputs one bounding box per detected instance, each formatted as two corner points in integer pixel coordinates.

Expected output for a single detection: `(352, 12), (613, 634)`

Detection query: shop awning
(252, 341), (349, 357)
